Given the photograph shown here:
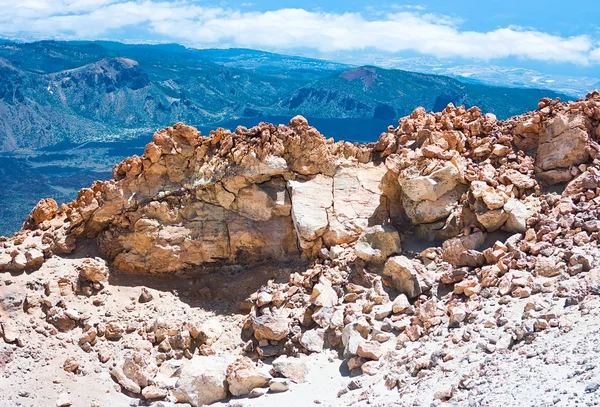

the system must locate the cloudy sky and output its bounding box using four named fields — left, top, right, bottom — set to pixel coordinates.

left=1, top=0, right=599, bottom=75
